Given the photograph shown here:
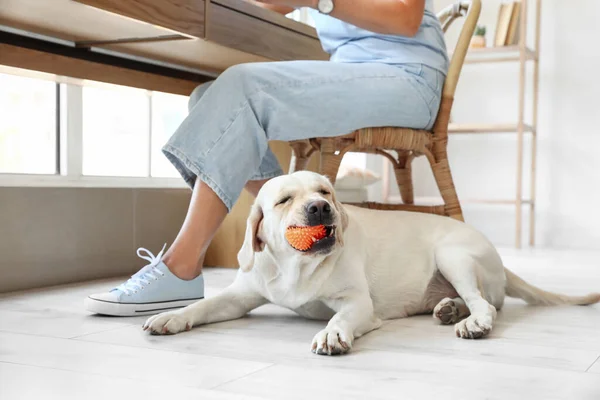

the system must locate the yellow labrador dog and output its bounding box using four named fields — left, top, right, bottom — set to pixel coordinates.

left=143, top=171, right=599, bottom=355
